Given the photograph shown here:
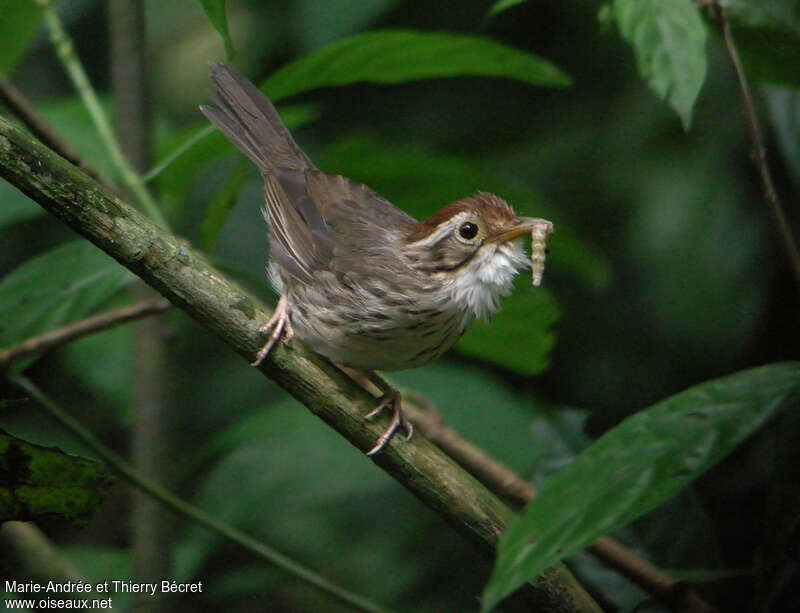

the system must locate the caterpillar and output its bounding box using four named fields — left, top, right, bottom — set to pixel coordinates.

left=530, top=220, right=553, bottom=287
